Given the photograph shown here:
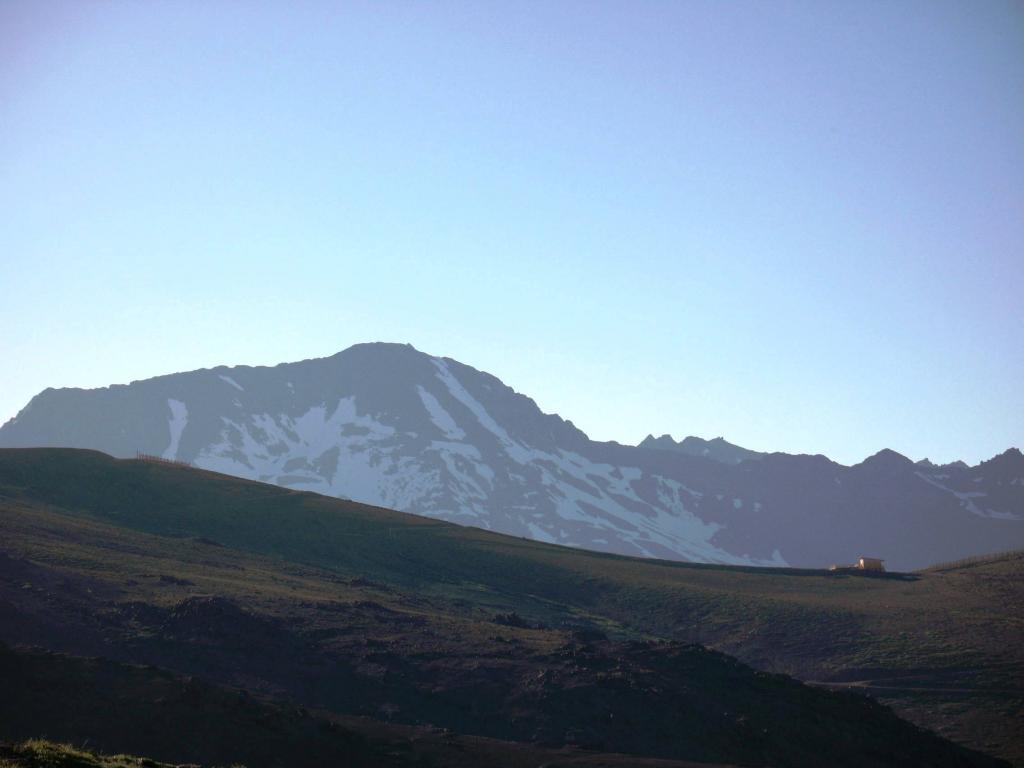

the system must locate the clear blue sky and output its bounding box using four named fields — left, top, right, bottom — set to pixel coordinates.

left=2, top=1, right=1021, bottom=465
